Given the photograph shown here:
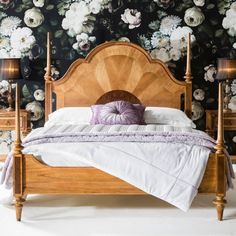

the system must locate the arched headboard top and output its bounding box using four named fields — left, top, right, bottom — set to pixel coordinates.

left=45, top=36, right=192, bottom=121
